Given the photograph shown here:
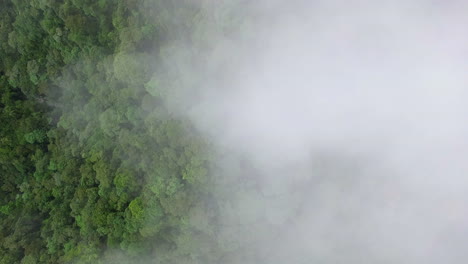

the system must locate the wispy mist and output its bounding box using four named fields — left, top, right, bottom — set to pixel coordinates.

left=176, top=0, right=468, bottom=263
